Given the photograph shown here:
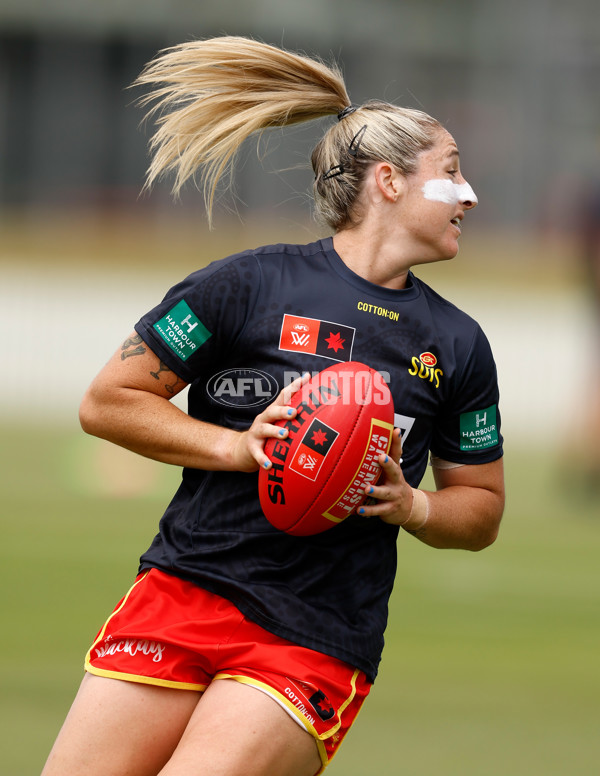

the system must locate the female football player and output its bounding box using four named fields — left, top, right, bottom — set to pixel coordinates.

left=42, top=36, right=504, bottom=776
